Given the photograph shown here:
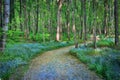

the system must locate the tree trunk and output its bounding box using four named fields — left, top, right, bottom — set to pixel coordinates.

left=71, top=0, right=78, bottom=48
left=0, top=0, right=3, bottom=51
left=9, top=0, right=14, bottom=30
left=114, top=0, right=119, bottom=46
left=56, top=0, right=62, bottom=41
left=19, top=0, right=22, bottom=31
left=80, top=0, right=83, bottom=39
left=0, top=0, right=2, bottom=28
left=35, top=0, right=39, bottom=35
left=83, top=0, right=87, bottom=45
left=93, top=0, right=97, bottom=49
left=72, top=11, right=78, bottom=48
left=24, top=0, right=28, bottom=39
left=28, top=1, right=31, bottom=35
left=103, top=0, right=108, bottom=36
left=0, top=0, right=10, bottom=51
left=66, top=1, right=70, bottom=41
left=47, top=2, right=52, bottom=41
